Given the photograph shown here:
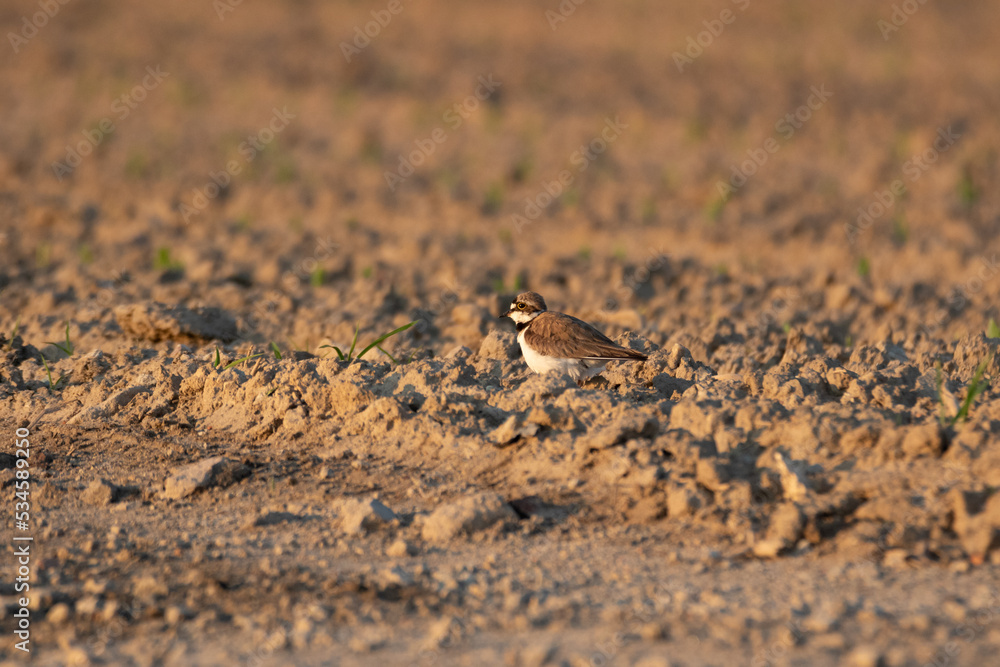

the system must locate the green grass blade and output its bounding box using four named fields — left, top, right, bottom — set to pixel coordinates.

left=953, top=354, right=992, bottom=425
left=319, top=344, right=346, bottom=360
left=270, top=341, right=282, bottom=360
left=374, top=344, right=398, bottom=364
left=347, top=323, right=360, bottom=360
left=45, top=324, right=73, bottom=356
left=41, top=355, right=60, bottom=392
left=357, top=321, right=416, bottom=360
left=214, top=346, right=221, bottom=367
left=223, top=352, right=265, bottom=370
left=45, top=343, right=71, bottom=356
